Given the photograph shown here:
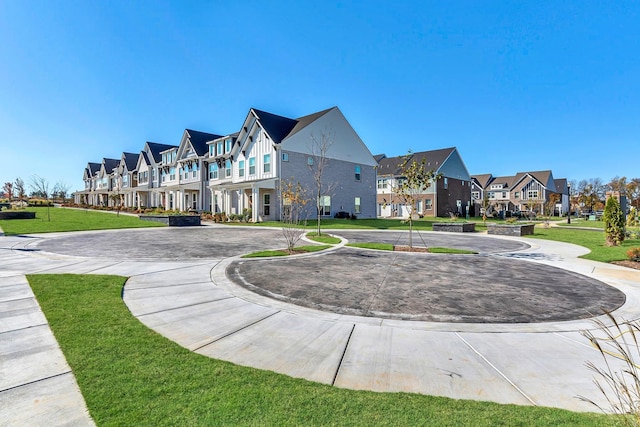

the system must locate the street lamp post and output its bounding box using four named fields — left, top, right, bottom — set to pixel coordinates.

left=567, top=183, right=571, bottom=224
